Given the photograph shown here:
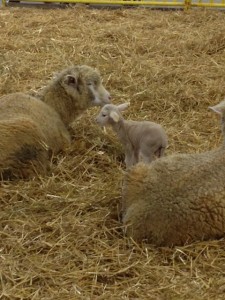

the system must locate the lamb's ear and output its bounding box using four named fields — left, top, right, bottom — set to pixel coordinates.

left=117, top=102, right=130, bottom=112
left=109, top=111, right=120, bottom=122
